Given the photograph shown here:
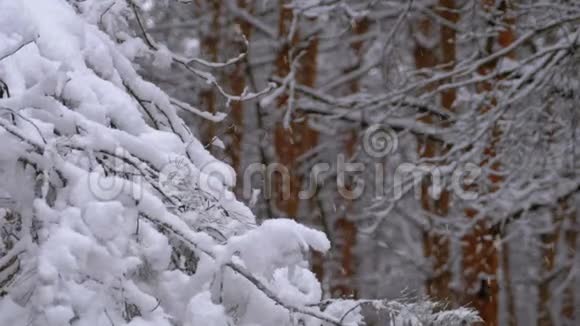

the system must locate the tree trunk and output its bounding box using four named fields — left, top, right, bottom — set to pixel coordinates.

left=272, top=1, right=319, bottom=230
left=561, top=202, right=577, bottom=322
left=227, top=0, right=253, bottom=194
left=415, top=0, right=458, bottom=304
left=199, top=0, right=222, bottom=145
left=539, top=198, right=578, bottom=325
left=327, top=16, right=370, bottom=300
left=272, top=4, right=324, bottom=292
left=461, top=2, right=515, bottom=325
